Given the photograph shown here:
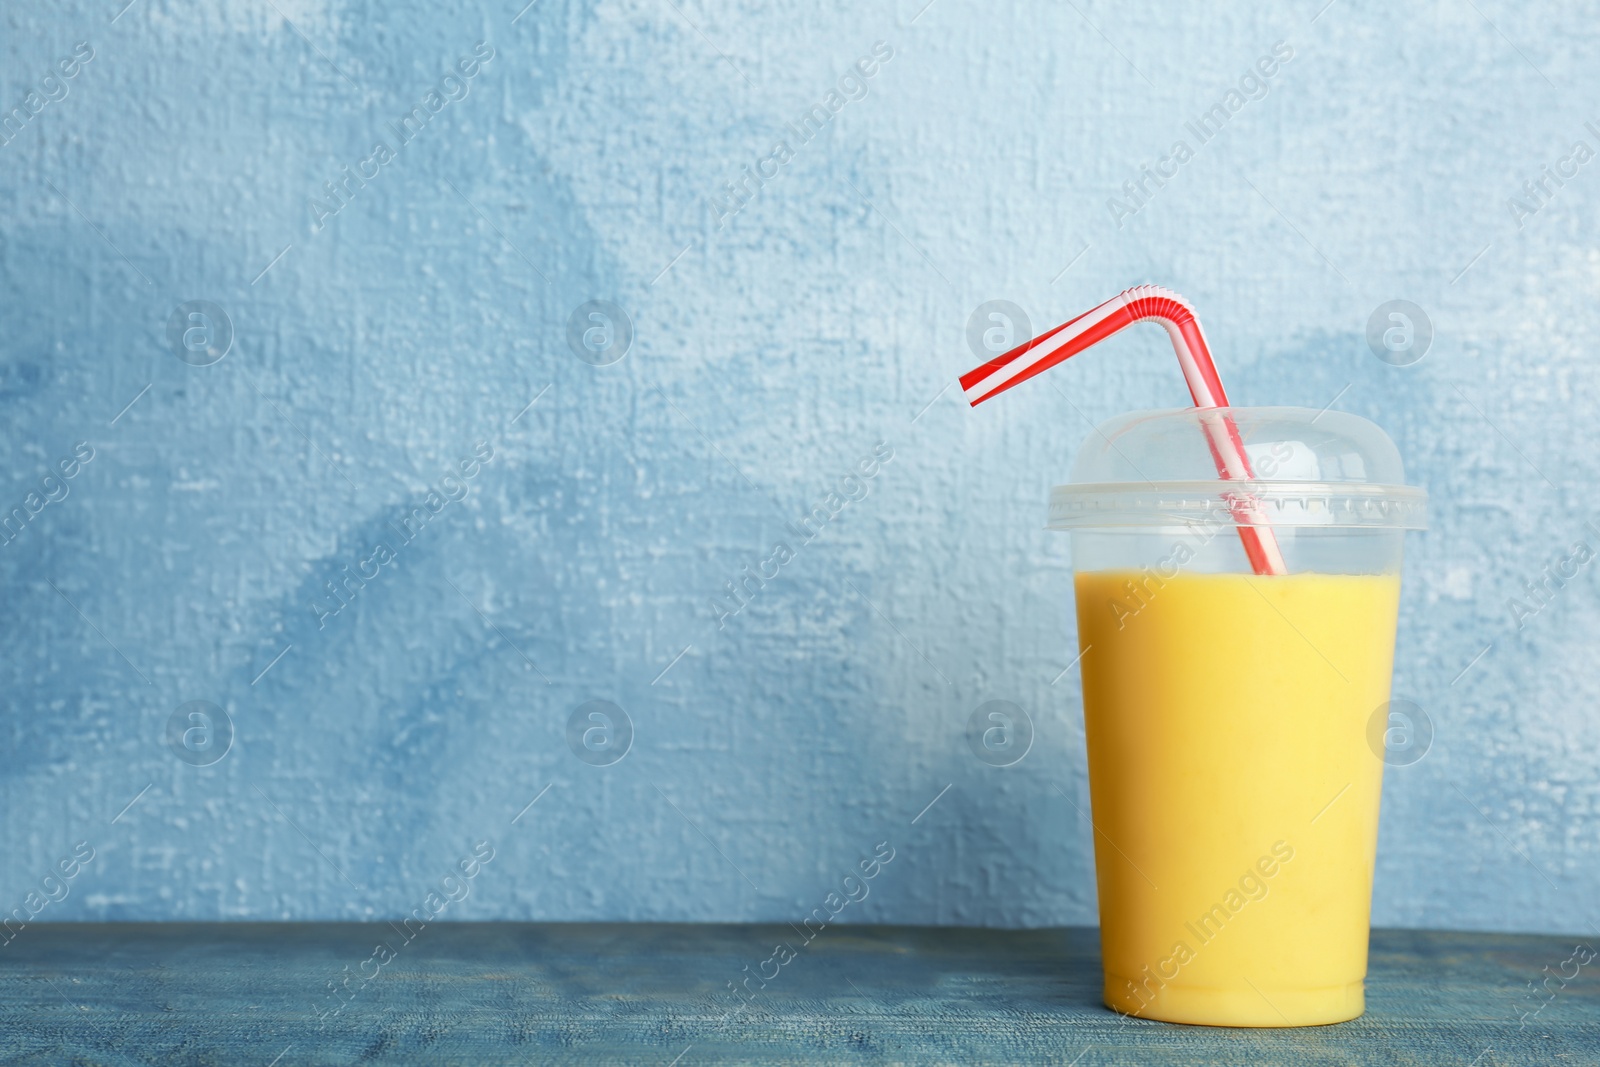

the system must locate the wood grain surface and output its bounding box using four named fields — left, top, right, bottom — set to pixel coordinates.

left=2, top=924, right=1594, bottom=1064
